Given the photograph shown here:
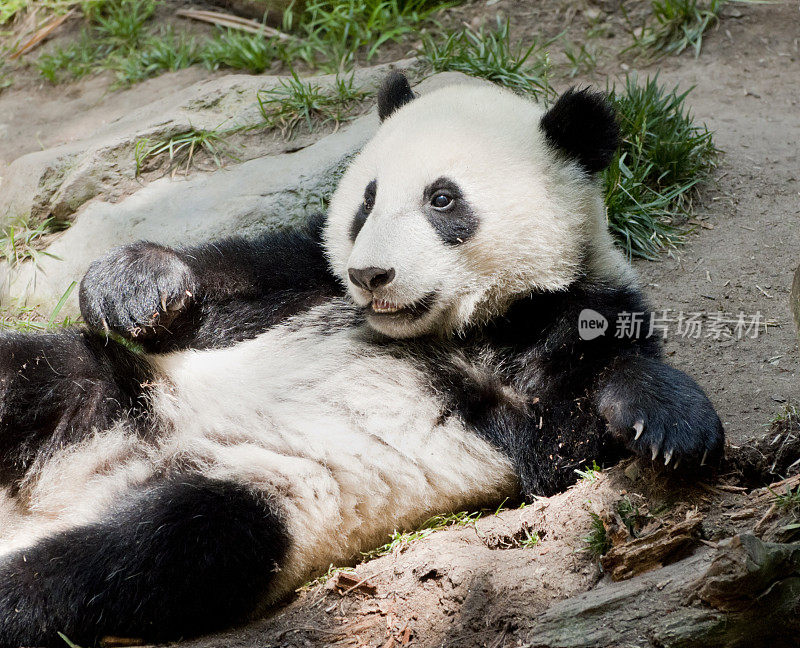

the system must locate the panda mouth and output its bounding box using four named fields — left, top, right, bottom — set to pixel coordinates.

left=369, top=292, right=436, bottom=318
